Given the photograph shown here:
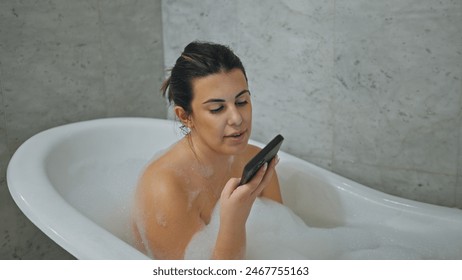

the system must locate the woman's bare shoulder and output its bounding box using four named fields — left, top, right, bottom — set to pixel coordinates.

left=133, top=145, right=204, bottom=259
left=136, top=147, right=191, bottom=205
